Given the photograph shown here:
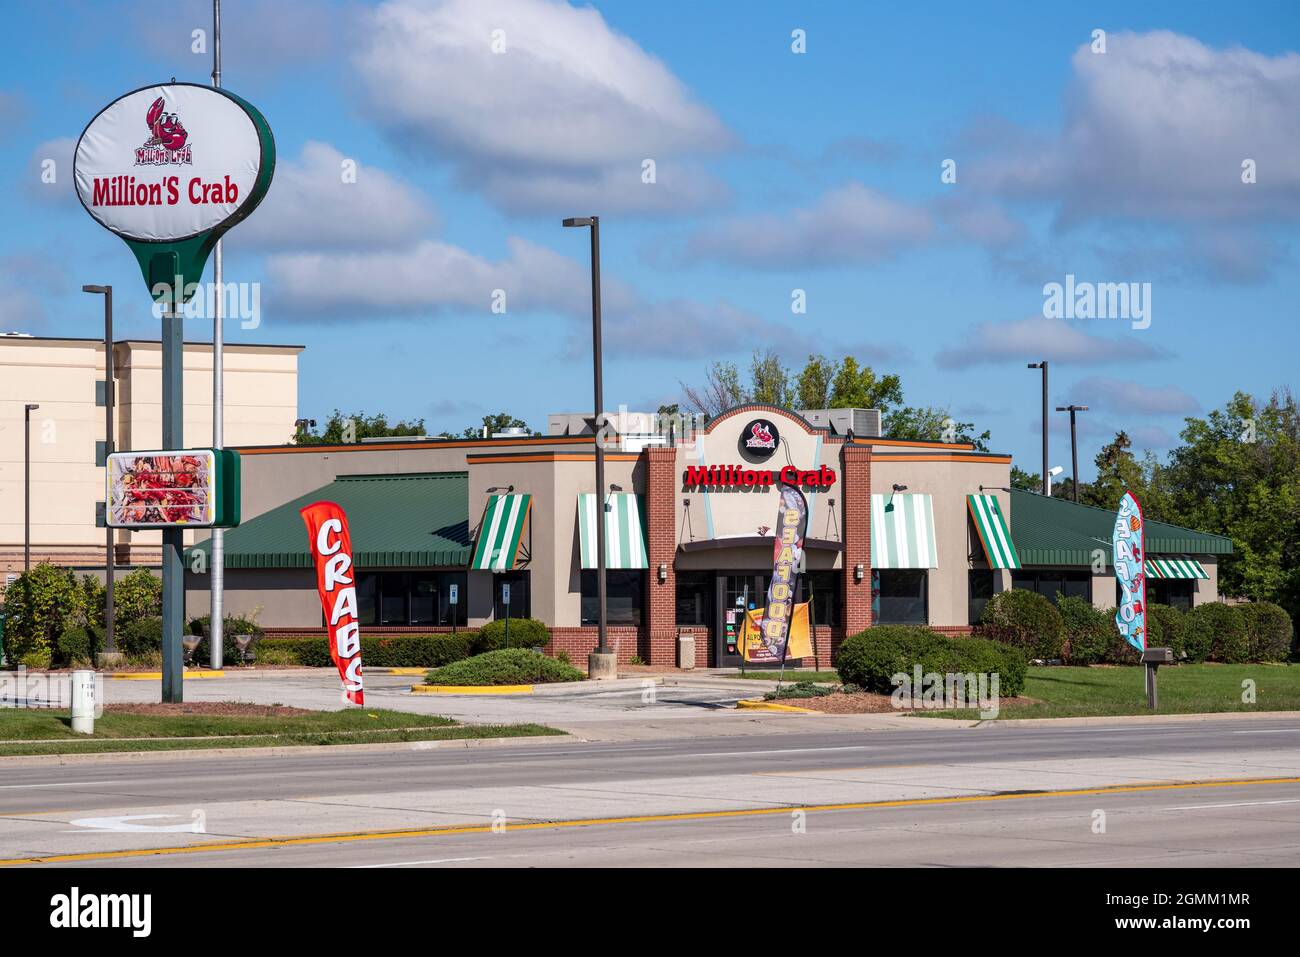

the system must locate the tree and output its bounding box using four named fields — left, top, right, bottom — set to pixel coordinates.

left=886, top=405, right=991, bottom=451
left=294, top=410, right=426, bottom=445
left=446, top=413, right=537, bottom=439
left=749, top=349, right=790, bottom=407
left=828, top=357, right=903, bottom=412
left=1011, top=465, right=1040, bottom=492
left=793, top=354, right=836, bottom=409
left=681, top=360, right=747, bottom=417
left=2, top=563, right=86, bottom=664
left=1158, top=389, right=1300, bottom=621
